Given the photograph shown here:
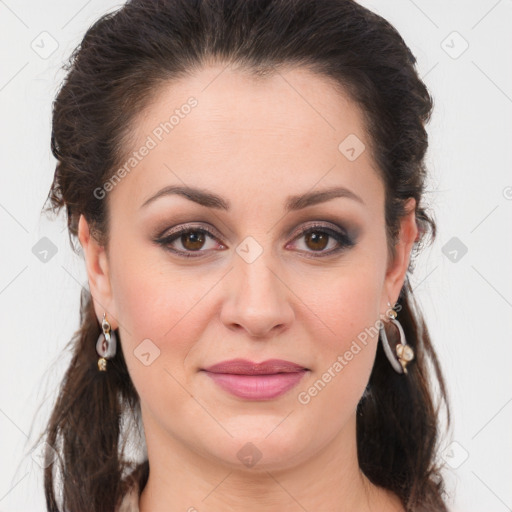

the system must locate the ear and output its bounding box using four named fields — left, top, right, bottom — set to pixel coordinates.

left=78, top=214, right=118, bottom=329
left=380, top=198, right=418, bottom=312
